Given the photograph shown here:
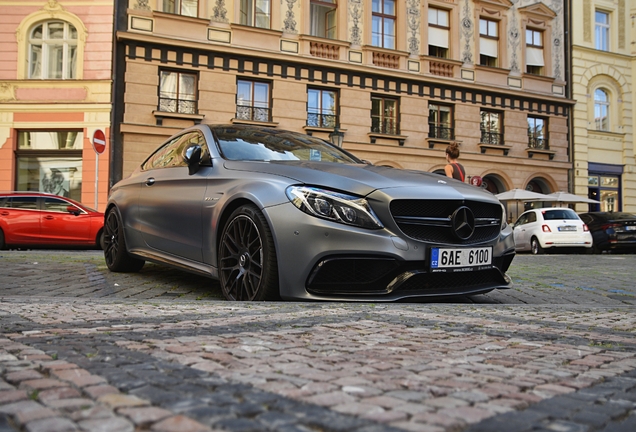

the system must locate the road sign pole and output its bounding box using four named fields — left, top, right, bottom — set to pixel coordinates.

left=92, top=129, right=106, bottom=211
left=95, top=155, right=99, bottom=210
